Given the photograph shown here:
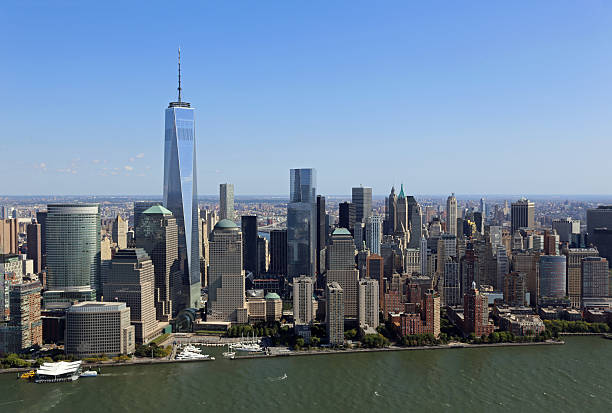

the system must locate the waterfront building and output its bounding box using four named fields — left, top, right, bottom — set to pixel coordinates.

left=26, top=222, right=42, bottom=274
left=287, top=168, right=316, bottom=279
left=0, top=281, right=42, bottom=353
left=135, top=205, right=179, bottom=320
left=511, top=198, right=535, bottom=233
left=326, top=228, right=358, bottom=319
left=352, top=186, right=372, bottom=224
left=103, top=249, right=158, bottom=344
left=241, top=216, right=258, bottom=275
left=219, top=183, right=235, bottom=221
left=498, top=314, right=545, bottom=336
left=43, top=204, right=100, bottom=308
left=503, top=272, right=527, bottom=306
left=163, top=55, right=201, bottom=310
left=365, top=215, right=382, bottom=255
left=464, top=284, right=494, bottom=337
left=565, top=248, right=599, bottom=308
left=539, top=255, right=567, bottom=299
left=326, top=282, right=344, bottom=346
left=581, top=256, right=609, bottom=301
left=269, top=229, right=287, bottom=275
left=207, top=220, right=247, bottom=323
left=358, top=278, right=379, bottom=330
left=293, top=276, right=314, bottom=324
left=112, top=215, right=128, bottom=250
left=65, top=302, right=135, bottom=358
left=446, top=194, right=457, bottom=237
